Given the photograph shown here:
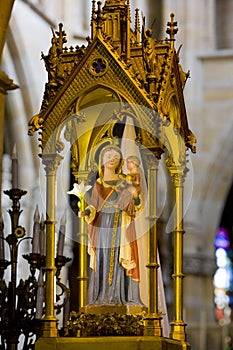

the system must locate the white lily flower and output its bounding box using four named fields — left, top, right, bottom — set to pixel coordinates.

left=67, top=182, right=92, bottom=199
